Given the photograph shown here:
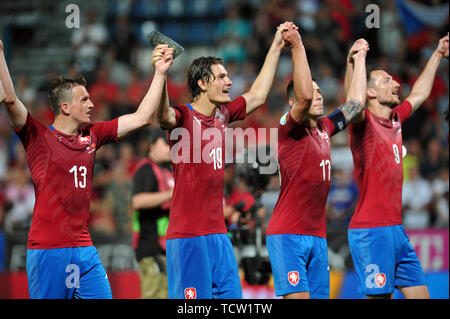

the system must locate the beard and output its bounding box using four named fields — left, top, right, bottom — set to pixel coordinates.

left=380, top=95, right=401, bottom=108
